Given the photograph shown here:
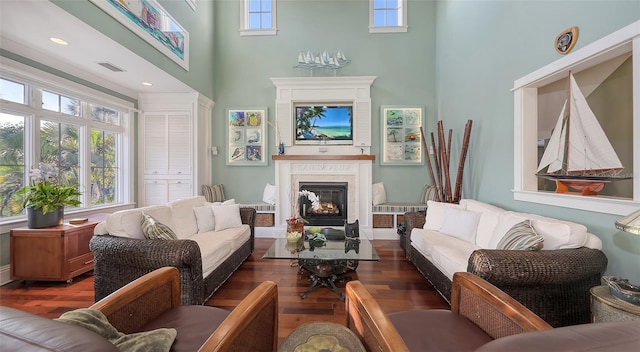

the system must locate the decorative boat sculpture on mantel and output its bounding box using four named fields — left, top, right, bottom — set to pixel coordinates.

left=536, top=72, right=632, bottom=195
